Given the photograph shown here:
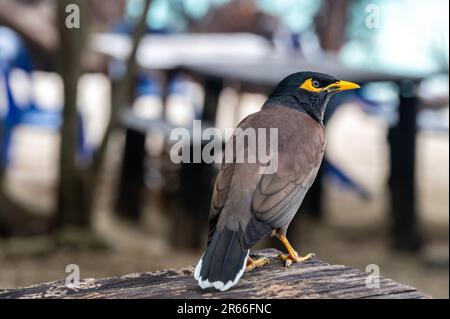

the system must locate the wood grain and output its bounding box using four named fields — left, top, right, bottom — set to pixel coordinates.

left=0, top=249, right=430, bottom=299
